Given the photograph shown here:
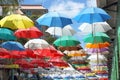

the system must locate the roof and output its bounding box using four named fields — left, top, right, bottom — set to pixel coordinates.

left=20, top=5, right=47, bottom=10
